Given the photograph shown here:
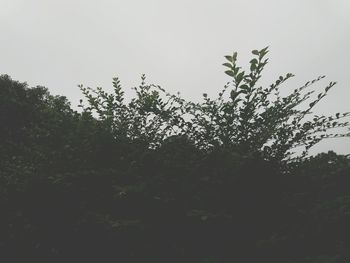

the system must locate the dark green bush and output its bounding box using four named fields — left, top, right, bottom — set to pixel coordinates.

left=1, top=48, right=350, bottom=262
